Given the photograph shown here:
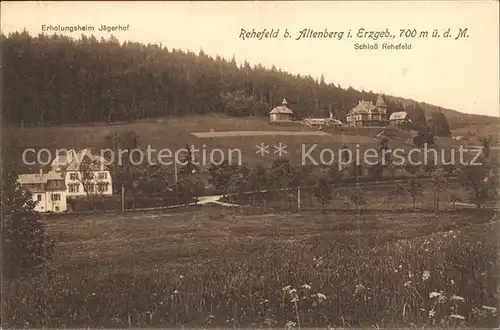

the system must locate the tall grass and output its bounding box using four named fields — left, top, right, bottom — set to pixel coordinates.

left=2, top=218, right=498, bottom=328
